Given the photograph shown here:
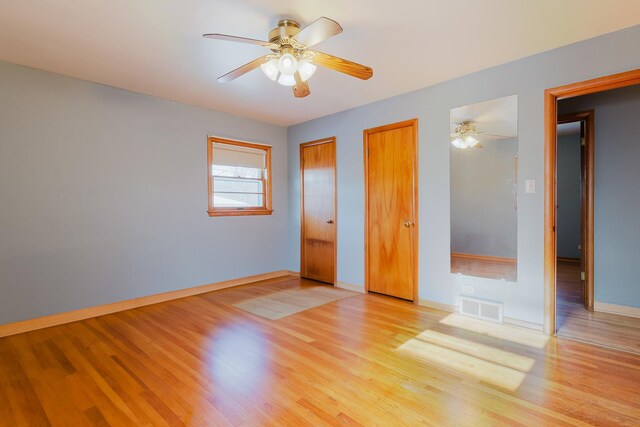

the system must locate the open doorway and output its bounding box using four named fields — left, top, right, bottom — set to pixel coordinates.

left=545, top=71, right=640, bottom=353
